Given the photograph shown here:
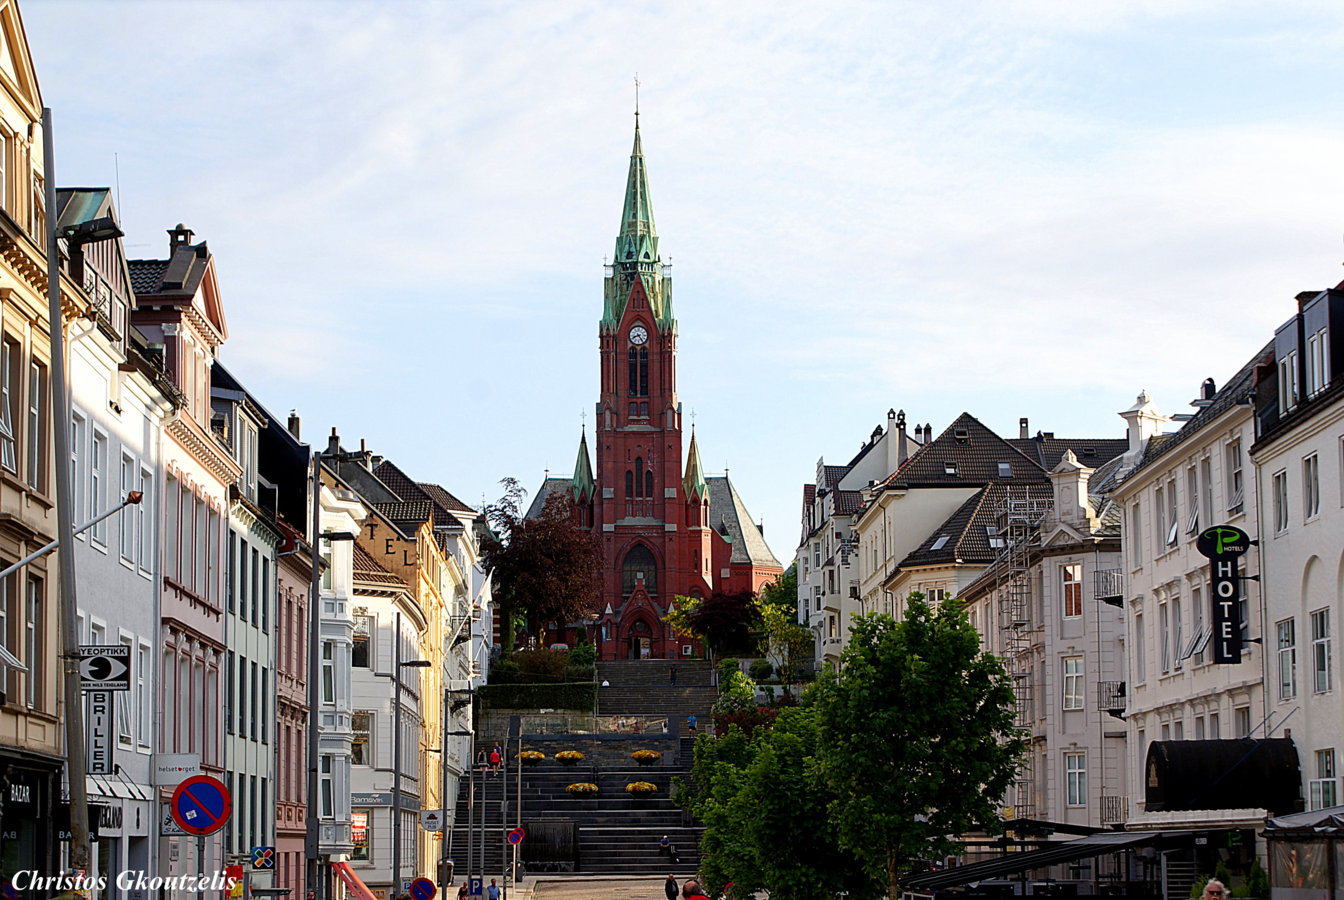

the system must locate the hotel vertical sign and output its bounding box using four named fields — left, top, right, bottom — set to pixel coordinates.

left=1197, top=525, right=1252, bottom=664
